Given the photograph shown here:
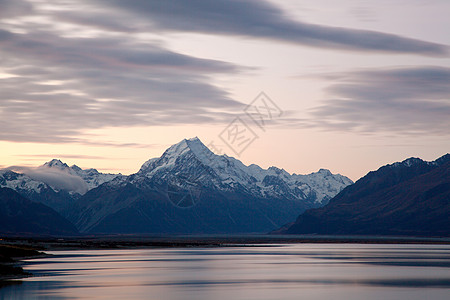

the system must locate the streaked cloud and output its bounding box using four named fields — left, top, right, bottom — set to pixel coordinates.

left=97, top=0, right=448, bottom=56
left=0, top=1, right=248, bottom=144
left=14, top=154, right=108, bottom=160
left=306, top=66, right=450, bottom=135
left=0, top=0, right=33, bottom=18
left=0, top=0, right=448, bottom=146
